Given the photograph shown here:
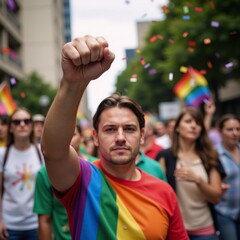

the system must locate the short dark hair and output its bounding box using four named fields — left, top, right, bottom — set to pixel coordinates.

left=92, top=93, right=145, bottom=131
left=218, top=114, right=239, bottom=130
